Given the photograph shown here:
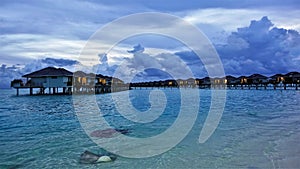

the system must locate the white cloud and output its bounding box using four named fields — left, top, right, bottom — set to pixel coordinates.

left=0, top=34, right=85, bottom=65
left=181, top=8, right=300, bottom=32
left=112, top=44, right=194, bottom=82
